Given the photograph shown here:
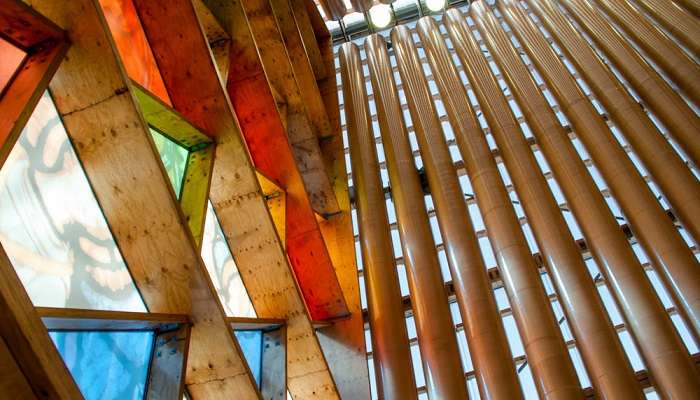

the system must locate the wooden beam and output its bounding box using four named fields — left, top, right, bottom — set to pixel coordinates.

left=228, top=317, right=286, bottom=331
left=0, top=336, right=35, bottom=399
left=148, top=323, right=191, bottom=400
left=125, top=1, right=342, bottom=398
left=309, top=4, right=372, bottom=397
left=202, top=0, right=348, bottom=322
left=37, top=307, right=190, bottom=331
left=0, top=244, right=83, bottom=399
left=25, top=1, right=261, bottom=398
left=270, top=0, right=334, bottom=140
left=38, top=307, right=192, bottom=400
left=0, top=0, right=68, bottom=168
left=290, top=0, right=328, bottom=80
left=239, top=0, right=341, bottom=216
left=133, top=84, right=215, bottom=248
